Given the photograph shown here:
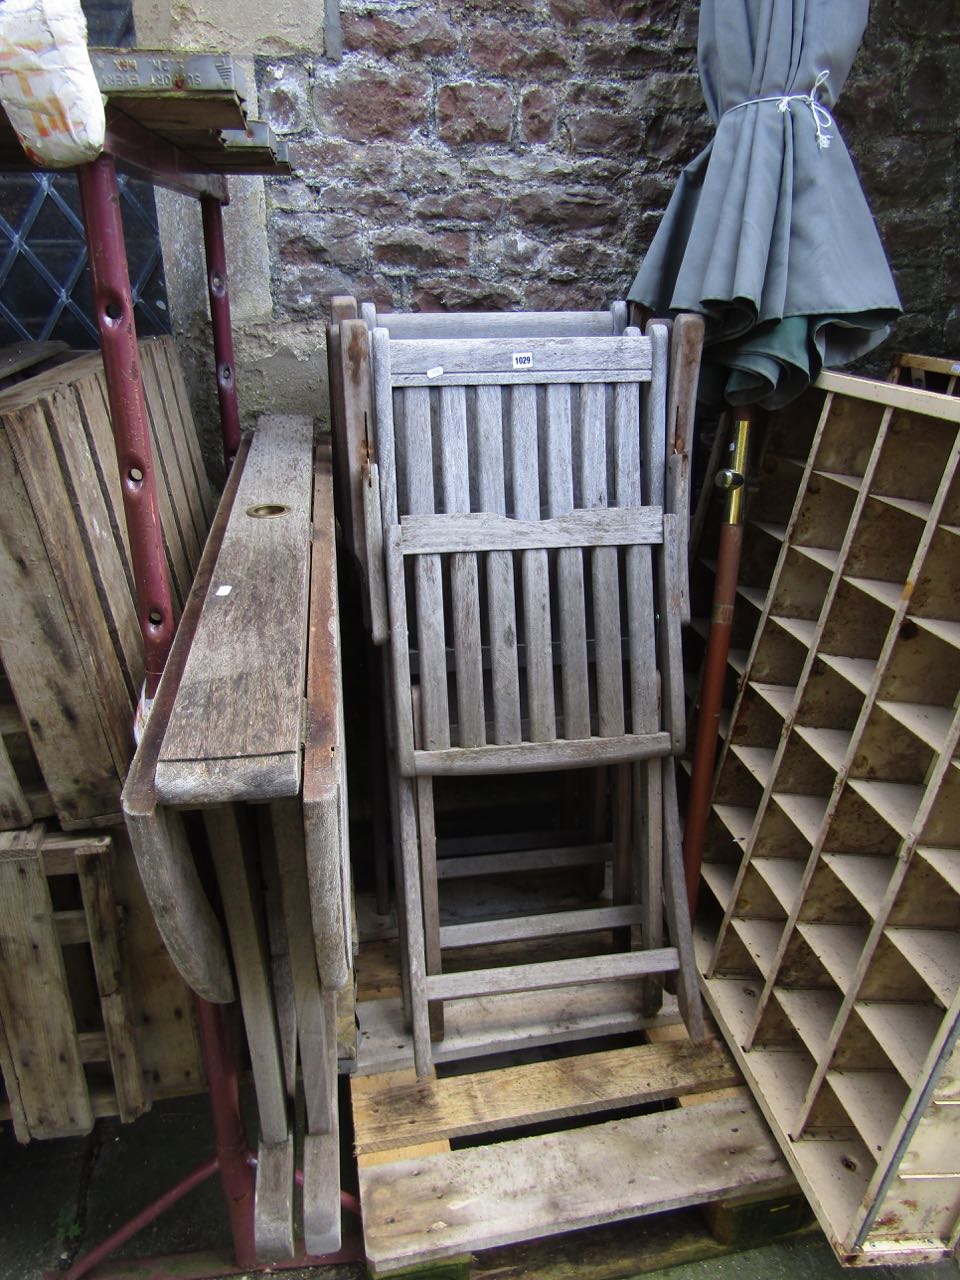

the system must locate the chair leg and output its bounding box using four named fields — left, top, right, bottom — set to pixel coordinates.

left=414, top=772, right=445, bottom=1040
left=397, top=773, right=434, bottom=1079
left=662, top=758, right=705, bottom=1042
left=611, top=763, right=633, bottom=952
left=638, top=758, right=665, bottom=1017
left=380, top=650, right=412, bottom=1027
left=368, top=651, right=391, bottom=917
